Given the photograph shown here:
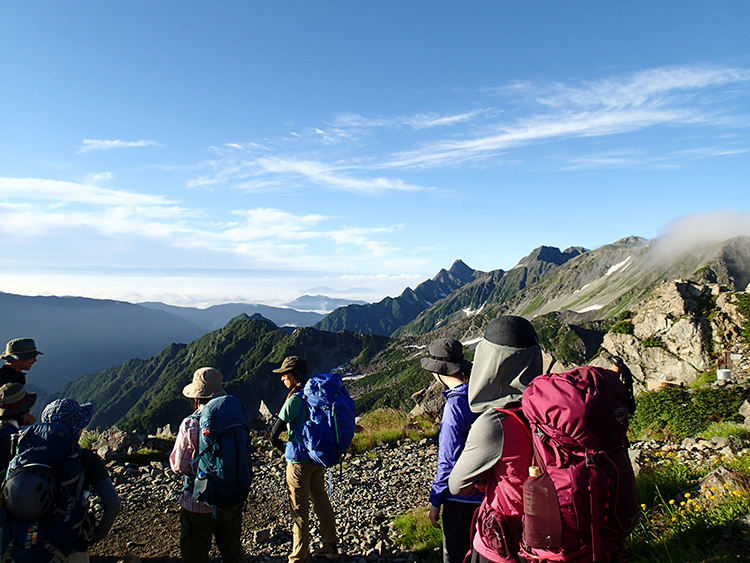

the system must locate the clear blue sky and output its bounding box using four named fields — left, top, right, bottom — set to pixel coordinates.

left=1, top=1, right=749, bottom=307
